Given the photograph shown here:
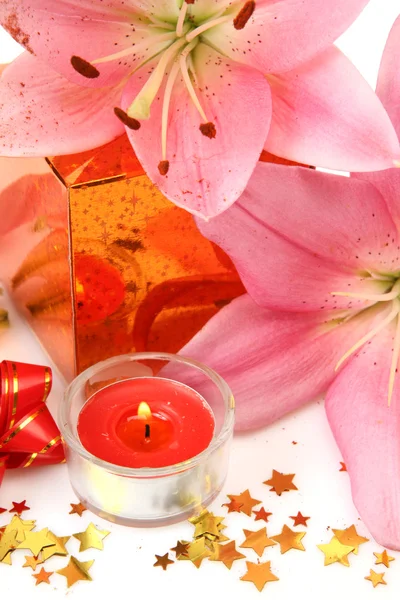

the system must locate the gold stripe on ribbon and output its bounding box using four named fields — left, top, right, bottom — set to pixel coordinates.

left=23, top=453, right=38, bottom=468
left=42, top=368, right=51, bottom=403
left=8, top=363, right=19, bottom=429
left=23, top=435, right=62, bottom=468
left=0, top=406, right=46, bottom=447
